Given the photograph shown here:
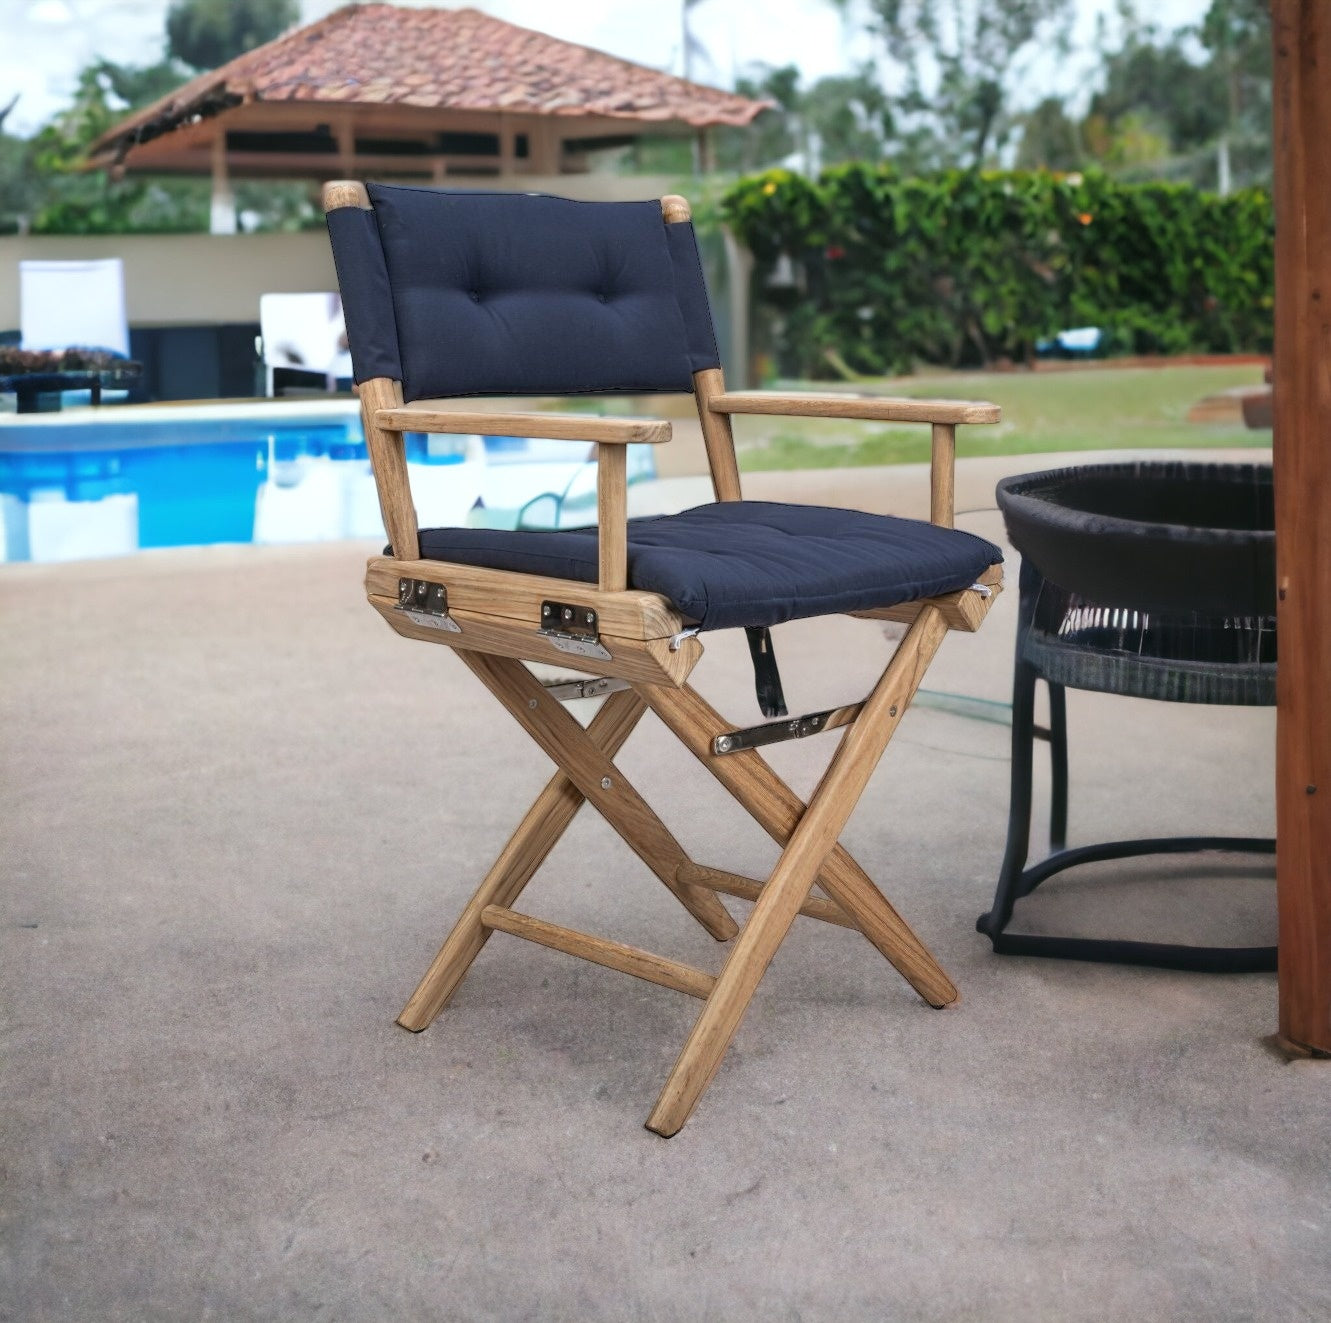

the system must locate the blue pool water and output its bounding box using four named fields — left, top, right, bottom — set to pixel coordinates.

left=0, top=401, right=656, bottom=564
